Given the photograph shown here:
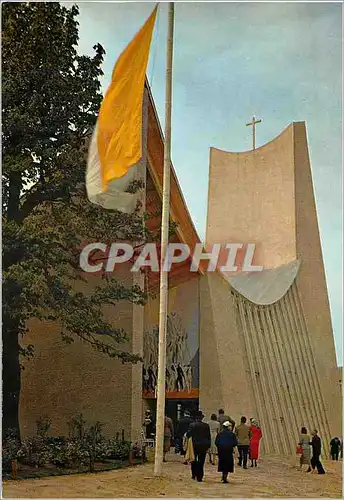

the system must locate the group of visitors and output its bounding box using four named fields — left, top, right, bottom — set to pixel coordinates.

left=143, top=408, right=342, bottom=484
left=298, top=427, right=325, bottom=474
left=165, top=408, right=262, bottom=483
left=298, top=428, right=343, bottom=474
